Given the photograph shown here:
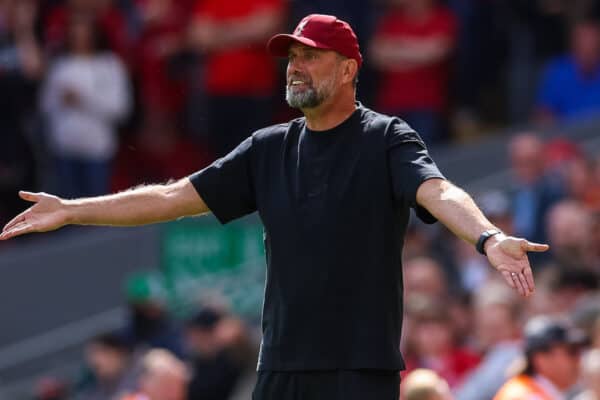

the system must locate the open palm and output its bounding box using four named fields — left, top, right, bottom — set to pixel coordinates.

left=486, top=235, right=549, bottom=297
left=0, top=191, right=68, bottom=240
